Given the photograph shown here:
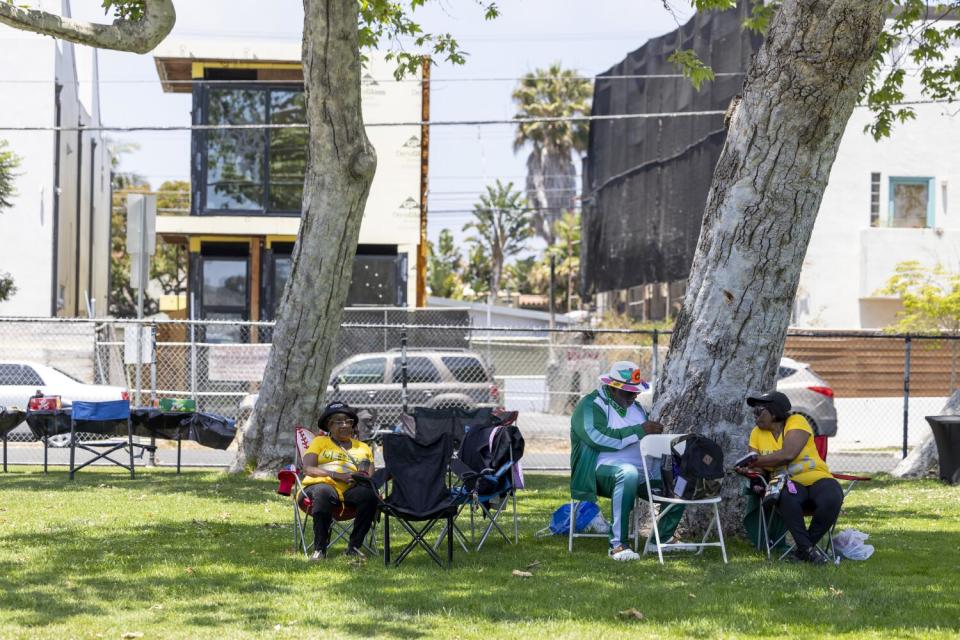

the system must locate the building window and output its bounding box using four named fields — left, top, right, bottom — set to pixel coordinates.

left=199, top=253, right=249, bottom=343
left=888, top=177, right=934, bottom=228
left=198, top=83, right=307, bottom=215
left=870, top=172, right=880, bottom=227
